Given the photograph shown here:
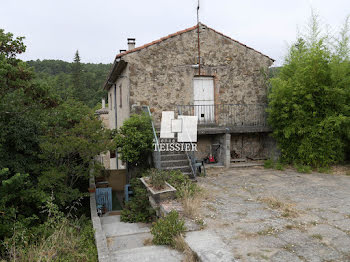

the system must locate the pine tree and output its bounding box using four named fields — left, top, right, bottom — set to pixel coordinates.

left=72, top=50, right=83, bottom=99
